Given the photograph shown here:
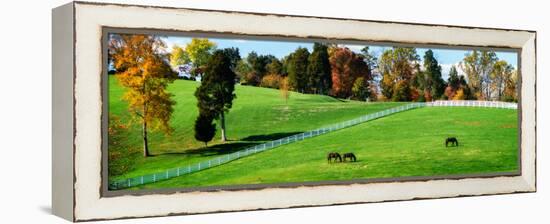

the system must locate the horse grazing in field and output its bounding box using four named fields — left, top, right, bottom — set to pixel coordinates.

left=327, top=152, right=342, bottom=163
left=445, top=137, right=459, bottom=147
left=343, top=153, right=357, bottom=162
